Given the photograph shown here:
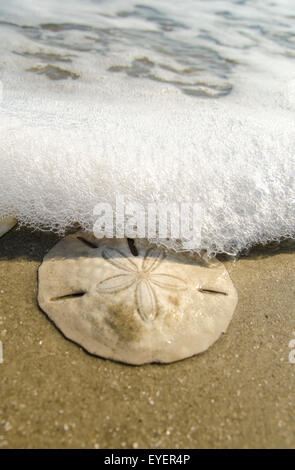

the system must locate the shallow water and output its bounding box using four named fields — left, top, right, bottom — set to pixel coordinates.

left=1, top=0, right=295, bottom=99
left=0, top=0, right=294, bottom=255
